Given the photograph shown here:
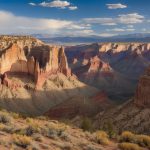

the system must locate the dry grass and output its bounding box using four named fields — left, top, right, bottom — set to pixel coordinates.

left=13, top=134, right=32, bottom=148
left=136, top=134, right=150, bottom=148
left=118, top=142, right=142, bottom=150
left=95, top=131, right=110, bottom=145
left=0, top=112, right=12, bottom=124
left=120, top=131, right=135, bottom=143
